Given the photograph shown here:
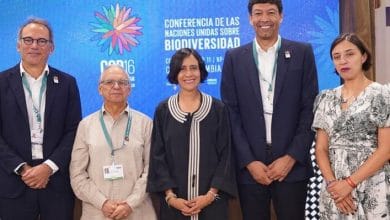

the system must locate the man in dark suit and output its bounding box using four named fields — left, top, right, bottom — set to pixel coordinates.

left=0, top=17, right=82, bottom=220
left=221, top=0, right=318, bottom=219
